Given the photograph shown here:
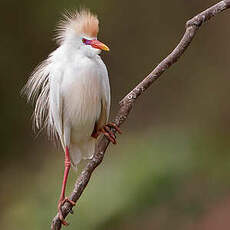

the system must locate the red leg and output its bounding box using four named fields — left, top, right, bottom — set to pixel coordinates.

left=58, top=146, right=75, bottom=226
